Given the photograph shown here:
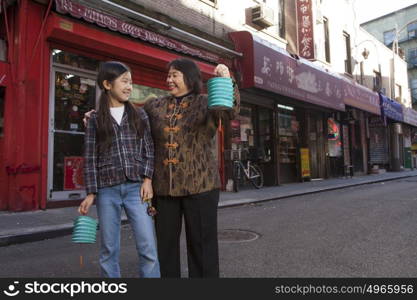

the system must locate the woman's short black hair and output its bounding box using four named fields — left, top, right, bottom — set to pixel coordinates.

left=168, top=58, right=202, bottom=94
